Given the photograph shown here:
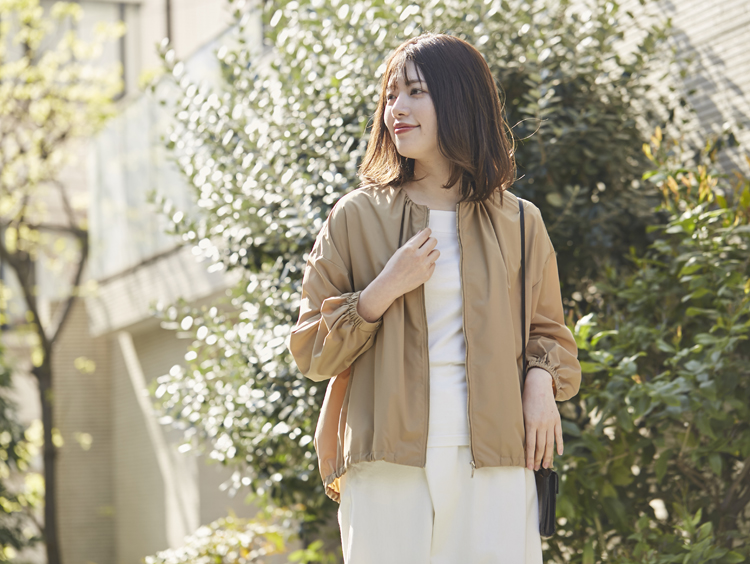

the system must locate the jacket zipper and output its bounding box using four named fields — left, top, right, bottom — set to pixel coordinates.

left=422, top=209, right=431, bottom=468
left=456, top=202, right=477, bottom=478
